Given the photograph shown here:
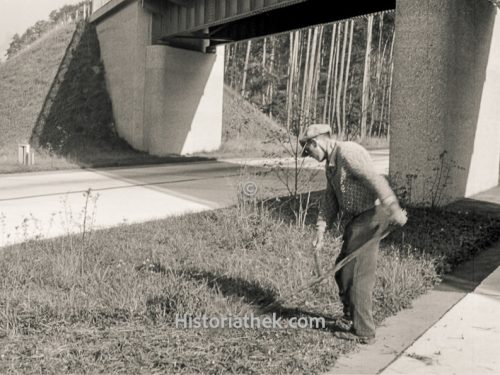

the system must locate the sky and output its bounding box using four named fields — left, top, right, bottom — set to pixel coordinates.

left=0, top=0, right=81, bottom=61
